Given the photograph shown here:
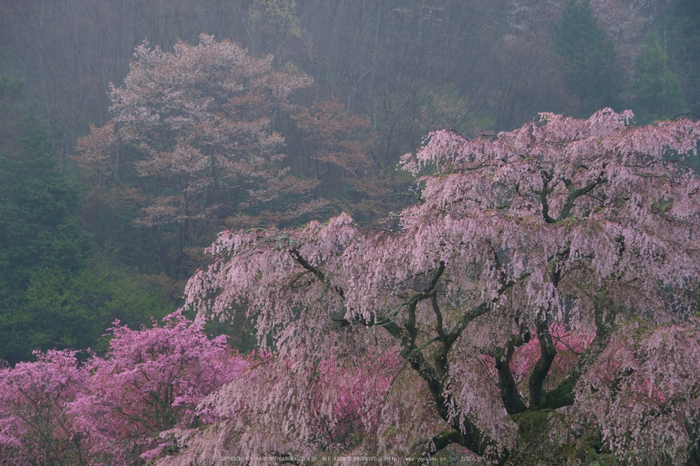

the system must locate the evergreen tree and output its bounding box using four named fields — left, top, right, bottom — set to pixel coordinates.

left=0, top=77, right=86, bottom=308
left=0, top=77, right=173, bottom=364
left=0, top=93, right=89, bottom=362
left=632, top=34, right=686, bottom=124
left=552, top=0, right=622, bottom=117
